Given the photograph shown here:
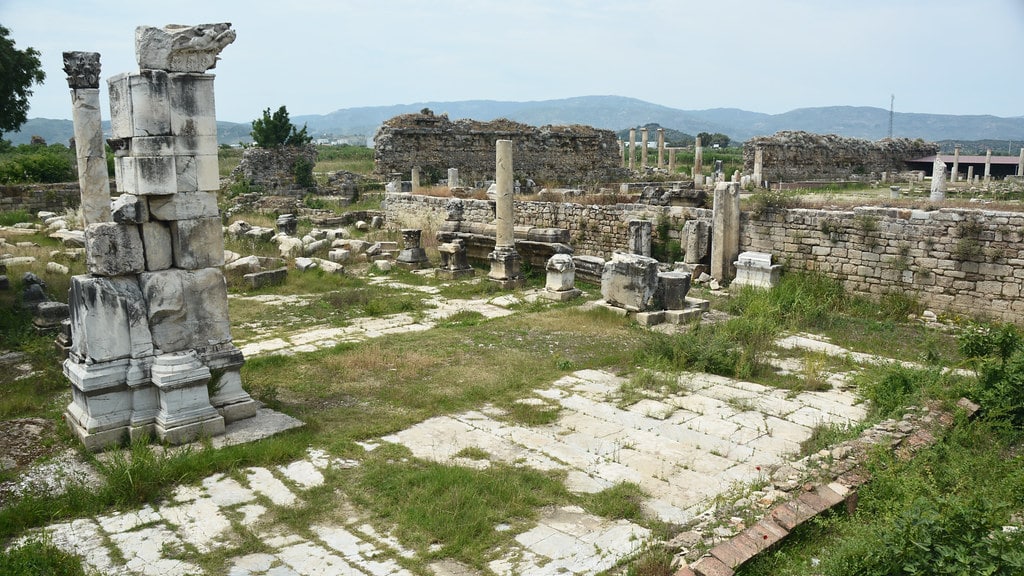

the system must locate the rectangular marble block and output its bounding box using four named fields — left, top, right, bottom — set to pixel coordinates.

left=170, top=217, right=224, bottom=269
left=169, top=73, right=217, bottom=137
left=196, top=154, right=220, bottom=191
left=148, top=191, right=218, bottom=221
left=68, top=275, right=154, bottom=363
left=108, top=71, right=172, bottom=138
left=130, top=135, right=175, bottom=157
left=139, top=267, right=232, bottom=353
left=141, top=221, right=173, bottom=271
left=85, top=222, right=146, bottom=277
